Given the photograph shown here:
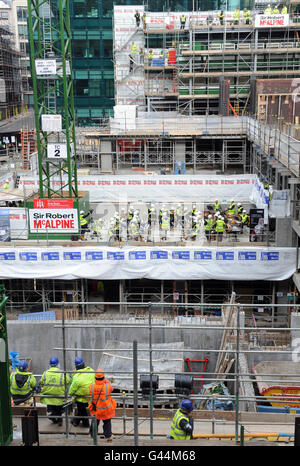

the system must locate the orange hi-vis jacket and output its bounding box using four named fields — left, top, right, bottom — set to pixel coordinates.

left=88, top=379, right=116, bottom=420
